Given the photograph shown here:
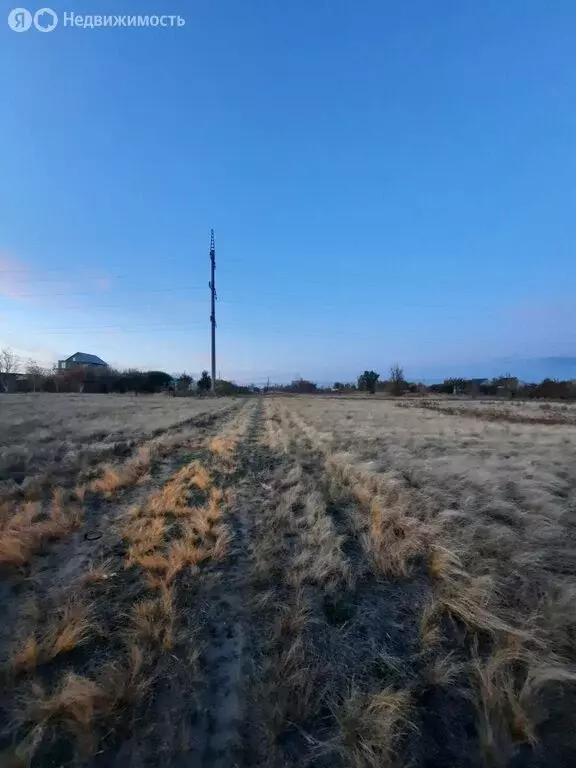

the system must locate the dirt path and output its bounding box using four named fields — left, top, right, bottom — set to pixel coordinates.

left=193, top=401, right=262, bottom=767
